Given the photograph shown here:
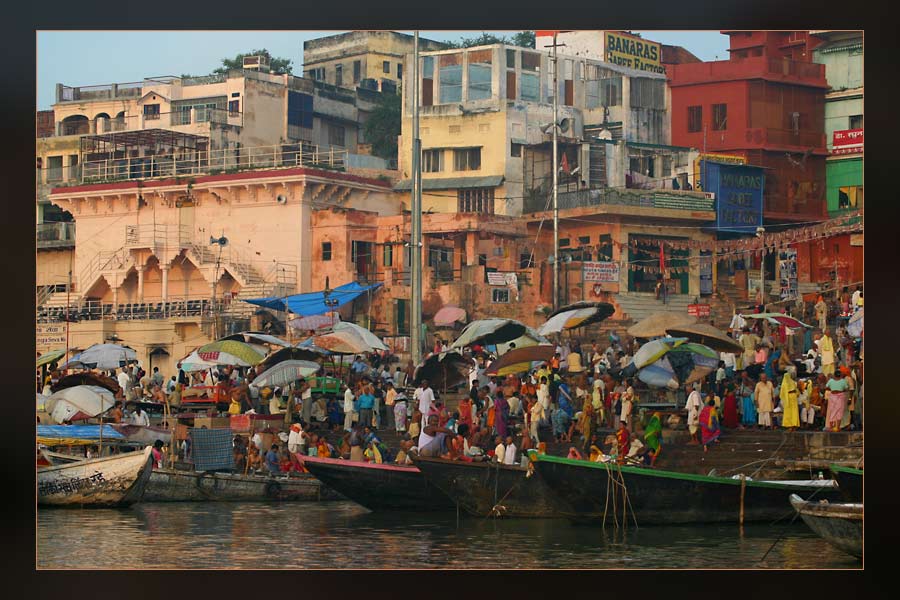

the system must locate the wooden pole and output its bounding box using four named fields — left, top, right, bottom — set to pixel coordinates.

left=739, top=474, right=746, bottom=531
